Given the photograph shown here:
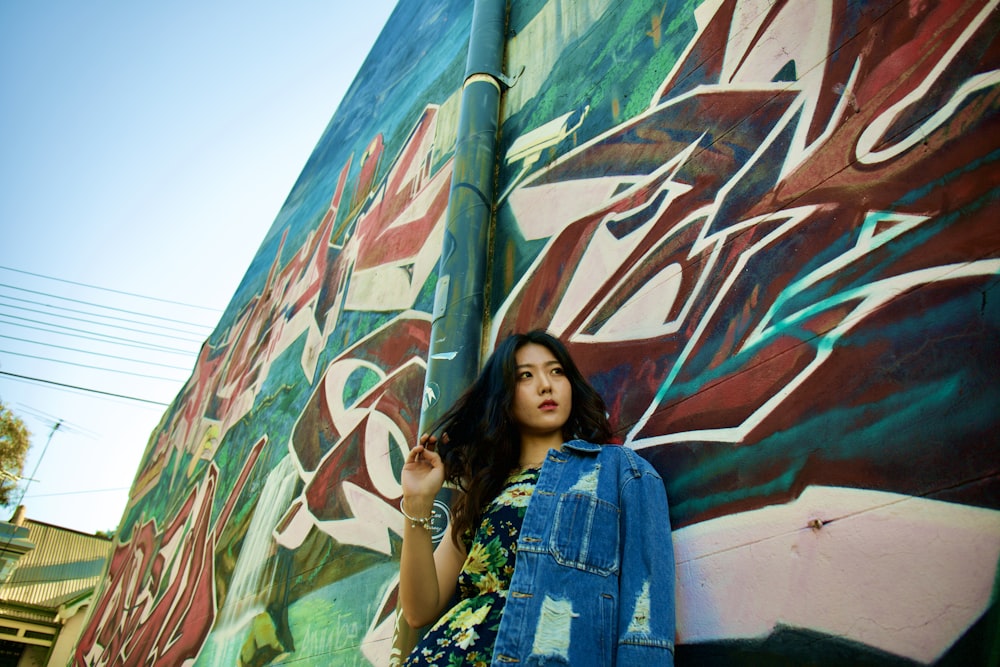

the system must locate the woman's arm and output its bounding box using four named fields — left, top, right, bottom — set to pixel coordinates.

left=398, top=436, right=466, bottom=628
left=400, top=518, right=466, bottom=627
